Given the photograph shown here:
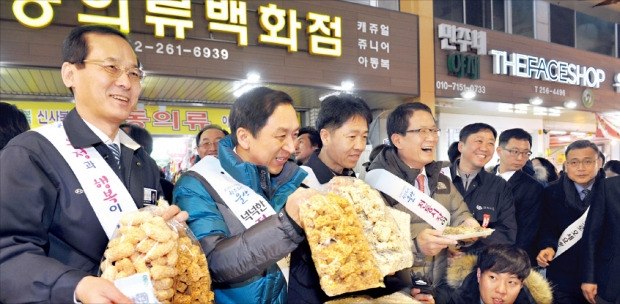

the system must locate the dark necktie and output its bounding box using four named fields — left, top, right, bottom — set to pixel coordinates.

left=581, top=188, right=590, bottom=200
left=108, top=143, right=121, bottom=170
